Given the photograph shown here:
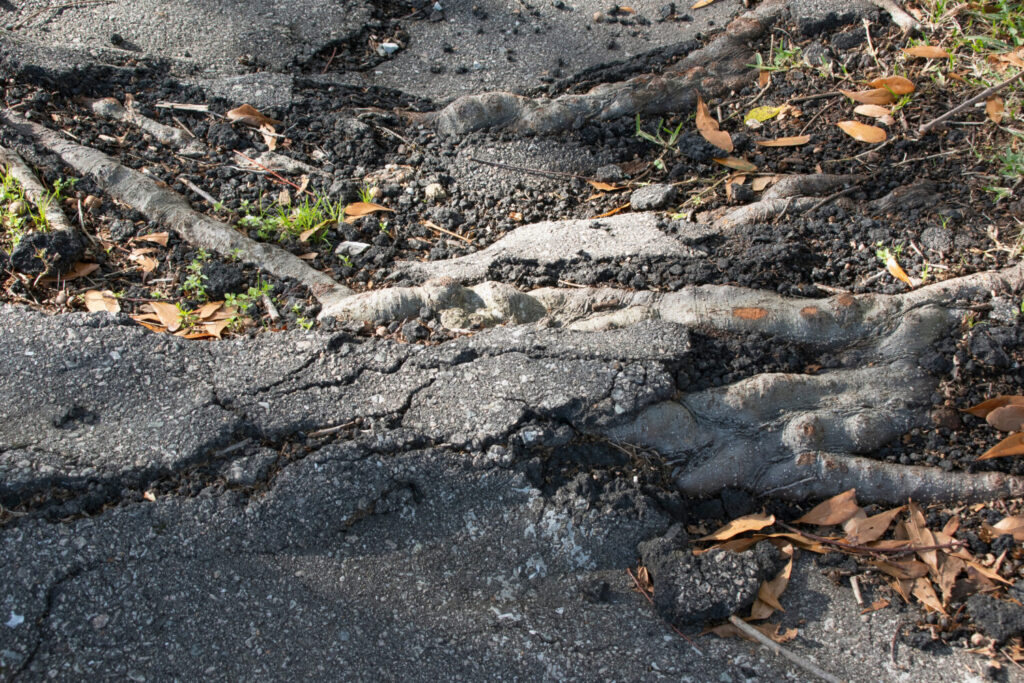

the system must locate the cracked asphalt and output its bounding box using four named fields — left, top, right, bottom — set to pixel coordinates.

left=1, top=0, right=1014, bottom=679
